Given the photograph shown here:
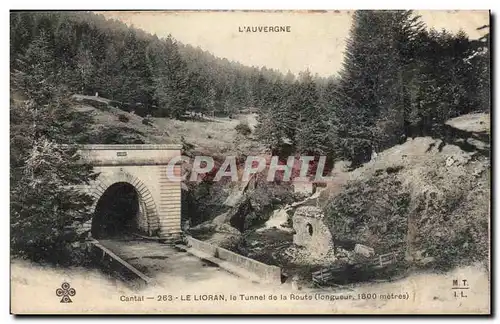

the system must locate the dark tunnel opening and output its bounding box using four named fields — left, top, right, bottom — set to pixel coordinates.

left=92, top=182, right=140, bottom=239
